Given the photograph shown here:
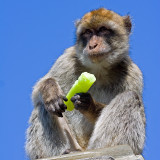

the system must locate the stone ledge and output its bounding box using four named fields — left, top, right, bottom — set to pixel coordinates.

left=38, top=145, right=144, bottom=160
